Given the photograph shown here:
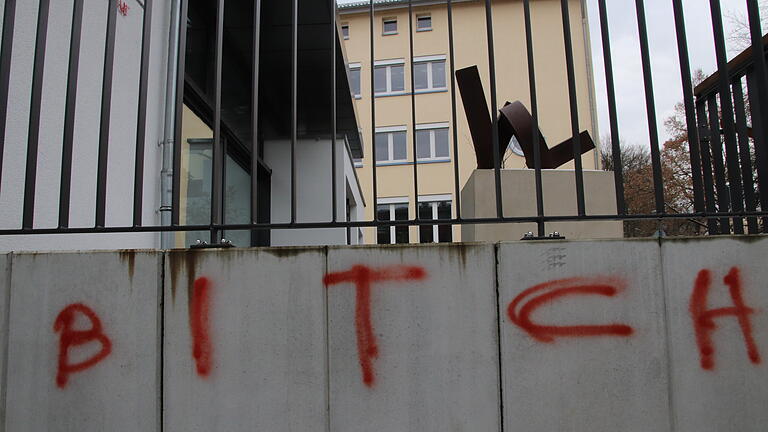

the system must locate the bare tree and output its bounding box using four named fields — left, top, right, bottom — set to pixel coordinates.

left=726, top=0, right=768, bottom=52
